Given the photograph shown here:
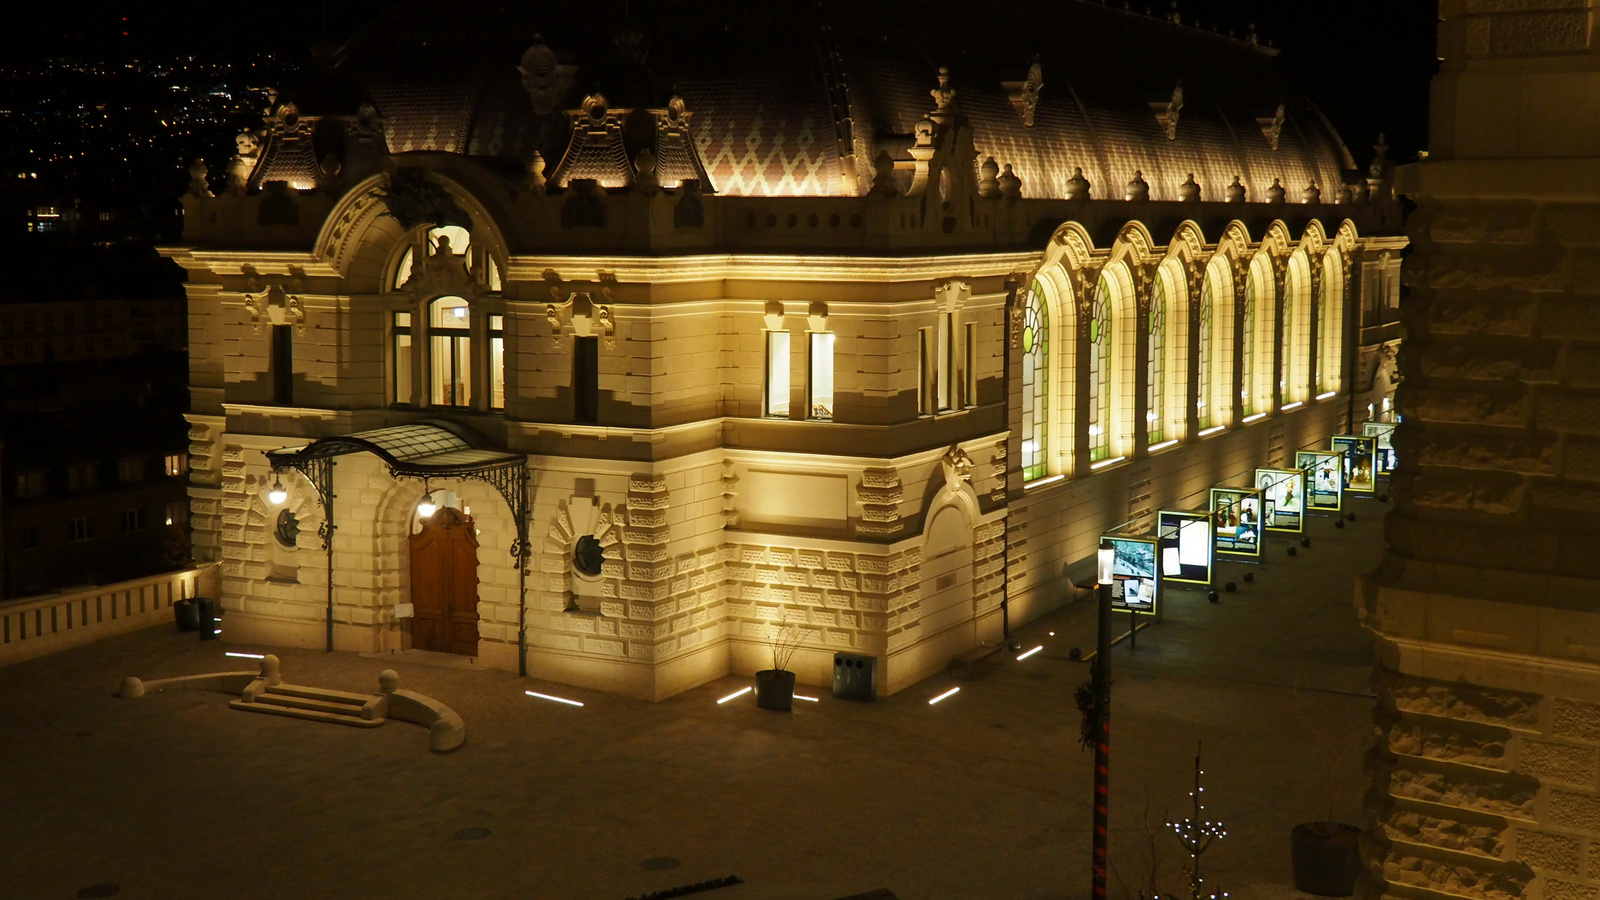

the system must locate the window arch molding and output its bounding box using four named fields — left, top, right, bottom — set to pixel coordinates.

left=1149, top=256, right=1190, bottom=444
left=1244, top=251, right=1278, bottom=416
left=1283, top=250, right=1315, bottom=404
left=1090, top=260, right=1138, bottom=461
left=1197, top=254, right=1236, bottom=429
left=1024, top=266, right=1078, bottom=480
left=317, top=170, right=512, bottom=290
left=1319, top=247, right=1346, bottom=395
